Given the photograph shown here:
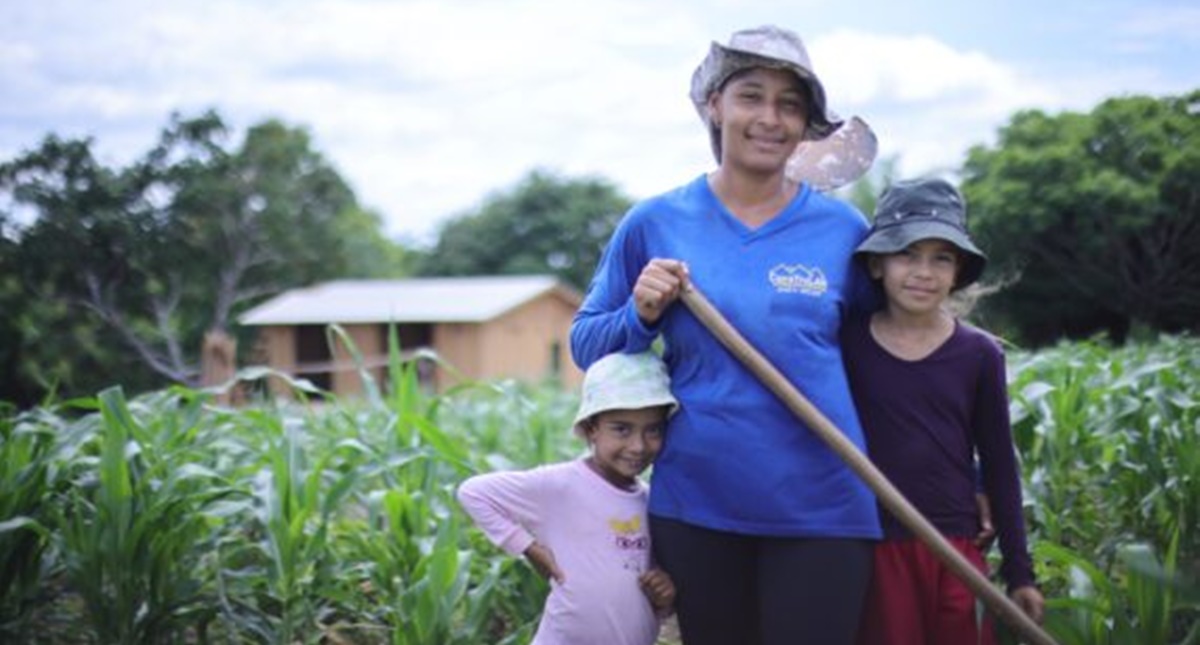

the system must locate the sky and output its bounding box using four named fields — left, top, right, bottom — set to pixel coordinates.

left=2, top=0, right=1197, bottom=245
